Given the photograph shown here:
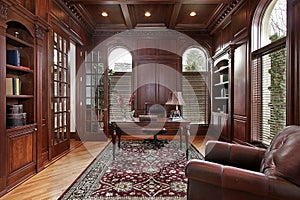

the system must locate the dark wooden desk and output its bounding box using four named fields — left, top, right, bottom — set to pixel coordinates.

left=111, top=118, right=191, bottom=159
